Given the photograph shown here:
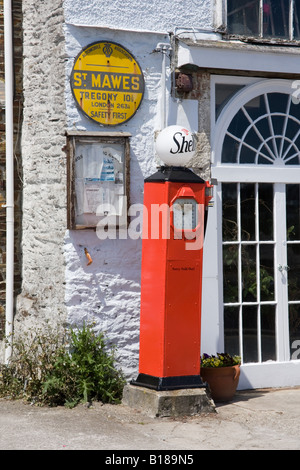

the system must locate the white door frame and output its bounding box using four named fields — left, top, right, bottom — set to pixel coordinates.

left=201, top=77, right=300, bottom=389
